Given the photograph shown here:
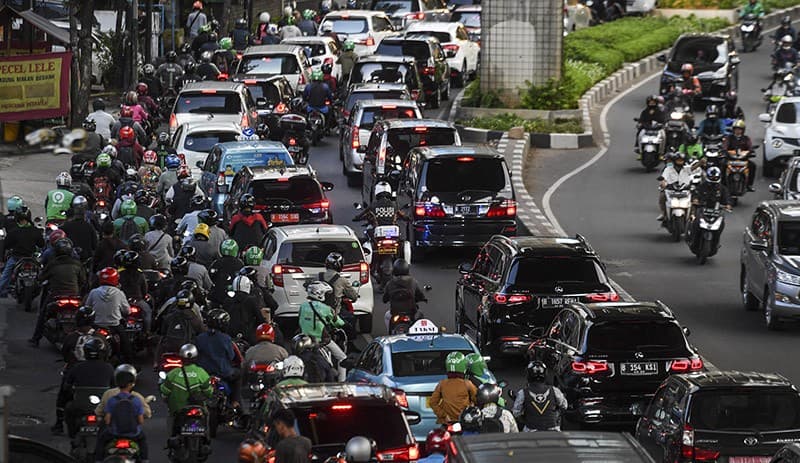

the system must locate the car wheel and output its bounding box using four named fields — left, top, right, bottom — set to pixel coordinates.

left=454, top=62, right=466, bottom=88
left=741, top=267, right=759, bottom=311
left=429, top=88, right=440, bottom=109
left=763, top=288, right=782, bottom=330
left=443, top=78, right=450, bottom=100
